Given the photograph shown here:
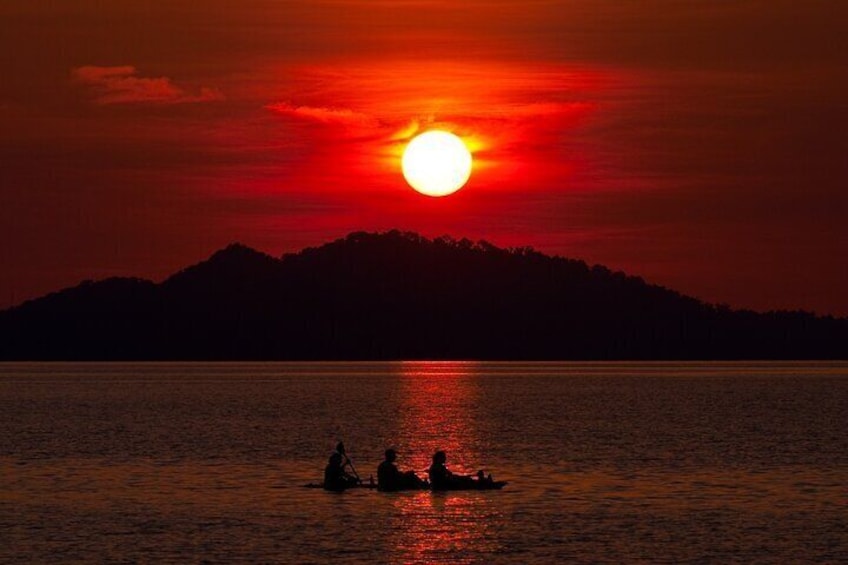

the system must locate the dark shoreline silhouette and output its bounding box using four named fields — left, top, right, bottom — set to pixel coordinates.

left=1, top=230, right=845, bottom=360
